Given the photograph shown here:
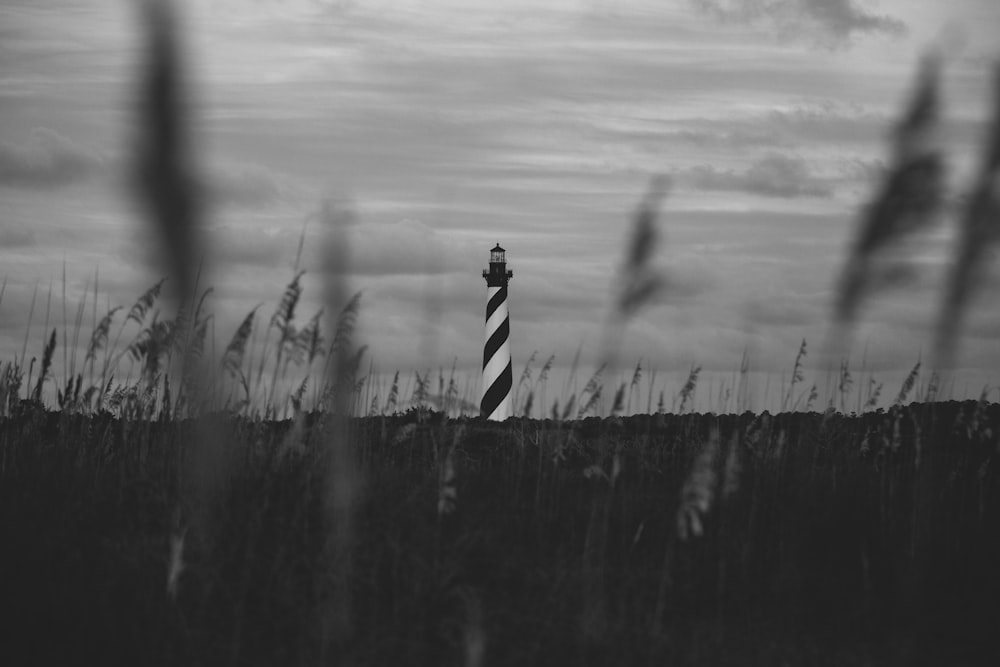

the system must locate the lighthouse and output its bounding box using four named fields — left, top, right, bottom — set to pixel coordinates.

left=481, top=243, right=514, bottom=420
